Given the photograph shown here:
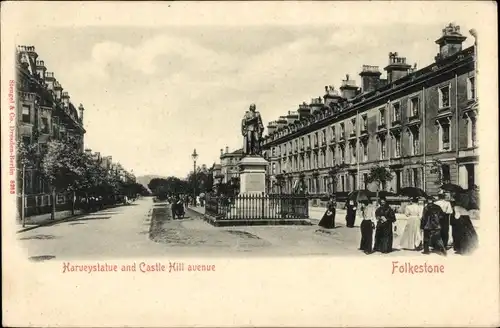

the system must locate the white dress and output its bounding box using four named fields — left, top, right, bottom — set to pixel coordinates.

left=399, top=204, right=423, bottom=250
